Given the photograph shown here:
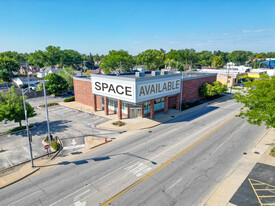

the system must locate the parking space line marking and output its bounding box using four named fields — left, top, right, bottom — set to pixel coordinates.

left=99, top=115, right=237, bottom=206
left=248, top=178, right=275, bottom=206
